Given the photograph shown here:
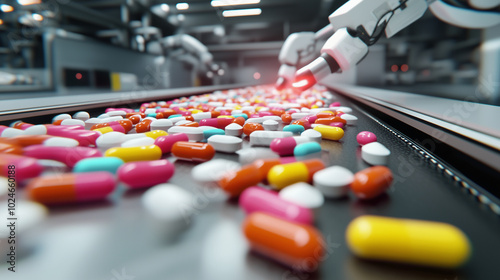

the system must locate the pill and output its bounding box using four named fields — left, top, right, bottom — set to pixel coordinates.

left=24, top=145, right=102, bottom=168
left=0, top=200, right=47, bottom=239
left=267, top=159, right=325, bottom=190
left=0, top=142, right=23, bottom=155
left=43, top=137, right=79, bottom=147
left=171, top=142, right=215, bottom=162
left=329, top=122, right=345, bottom=129
left=225, top=123, right=243, bottom=137
left=291, top=112, right=311, bottom=120
left=243, top=213, right=325, bottom=270
left=0, top=154, right=43, bottom=182
left=150, top=119, right=173, bottom=131
left=73, top=157, right=124, bottom=174
left=9, top=135, right=53, bottom=146
left=203, top=128, right=225, bottom=141
left=313, top=125, right=344, bottom=141
left=92, top=124, right=125, bottom=134
left=361, top=142, right=390, bottom=165
left=250, top=131, right=293, bottom=146
left=242, top=122, right=264, bottom=136
left=154, top=133, right=189, bottom=153
left=121, top=137, right=155, bottom=147
left=52, top=113, right=72, bottom=123
left=283, top=124, right=305, bottom=135
left=10, top=121, right=34, bottom=130
left=340, top=113, right=358, bottom=125
left=25, top=125, right=100, bottom=146
left=301, top=129, right=322, bottom=143
left=294, top=142, right=322, bottom=157
left=262, top=120, right=279, bottom=131
left=106, top=110, right=127, bottom=117
left=104, top=145, right=162, bottom=162
left=118, top=159, right=175, bottom=189
left=246, top=117, right=265, bottom=124
left=135, top=119, right=153, bottom=133
left=73, top=111, right=90, bottom=121
left=144, top=130, right=168, bottom=139
left=346, top=215, right=470, bottom=268
left=356, top=131, right=377, bottom=146
left=313, top=166, right=354, bottom=198
left=240, top=186, right=313, bottom=224
left=0, top=127, right=24, bottom=137
left=168, top=126, right=204, bottom=142
left=207, top=135, right=243, bottom=153
left=98, top=113, right=110, bottom=119
left=332, top=106, right=352, bottom=113
left=60, top=119, right=85, bottom=127
left=191, top=159, right=241, bottom=183
left=270, top=136, right=312, bottom=156
left=218, top=164, right=262, bottom=197
left=95, top=132, right=126, bottom=150
left=142, top=183, right=194, bottom=222
left=279, top=182, right=324, bottom=209
left=252, top=157, right=296, bottom=182
left=199, top=118, right=233, bottom=129
left=26, top=171, right=116, bottom=204
left=351, top=166, right=392, bottom=199
left=236, top=148, right=279, bottom=165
